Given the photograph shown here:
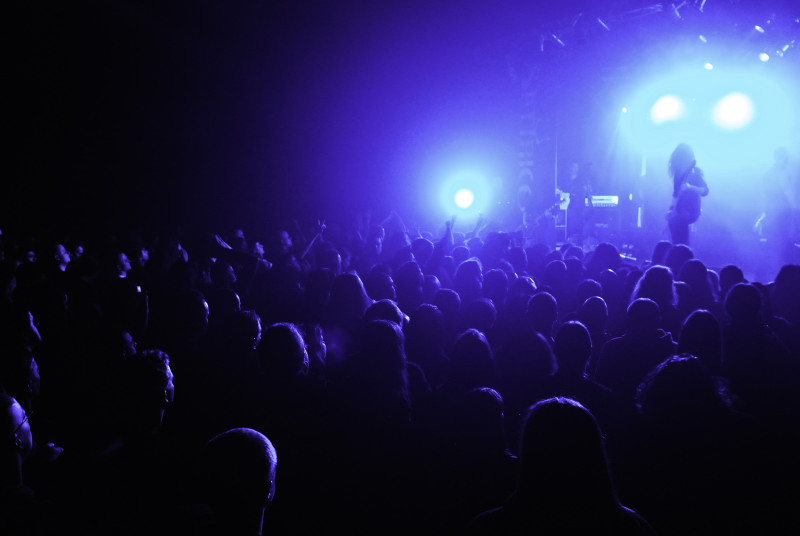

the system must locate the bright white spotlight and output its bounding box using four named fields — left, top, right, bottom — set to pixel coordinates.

left=454, top=189, right=475, bottom=209
left=621, top=107, right=628, bottom=113
left=759, top=52, right=770, bottom=62
left=650, top=95, right=685, bottom=124
left=712, top=92, right=754, bottom=129
left=754, top=25, right=765, bottom=33
left=704, top=62, right=714, bottom=70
